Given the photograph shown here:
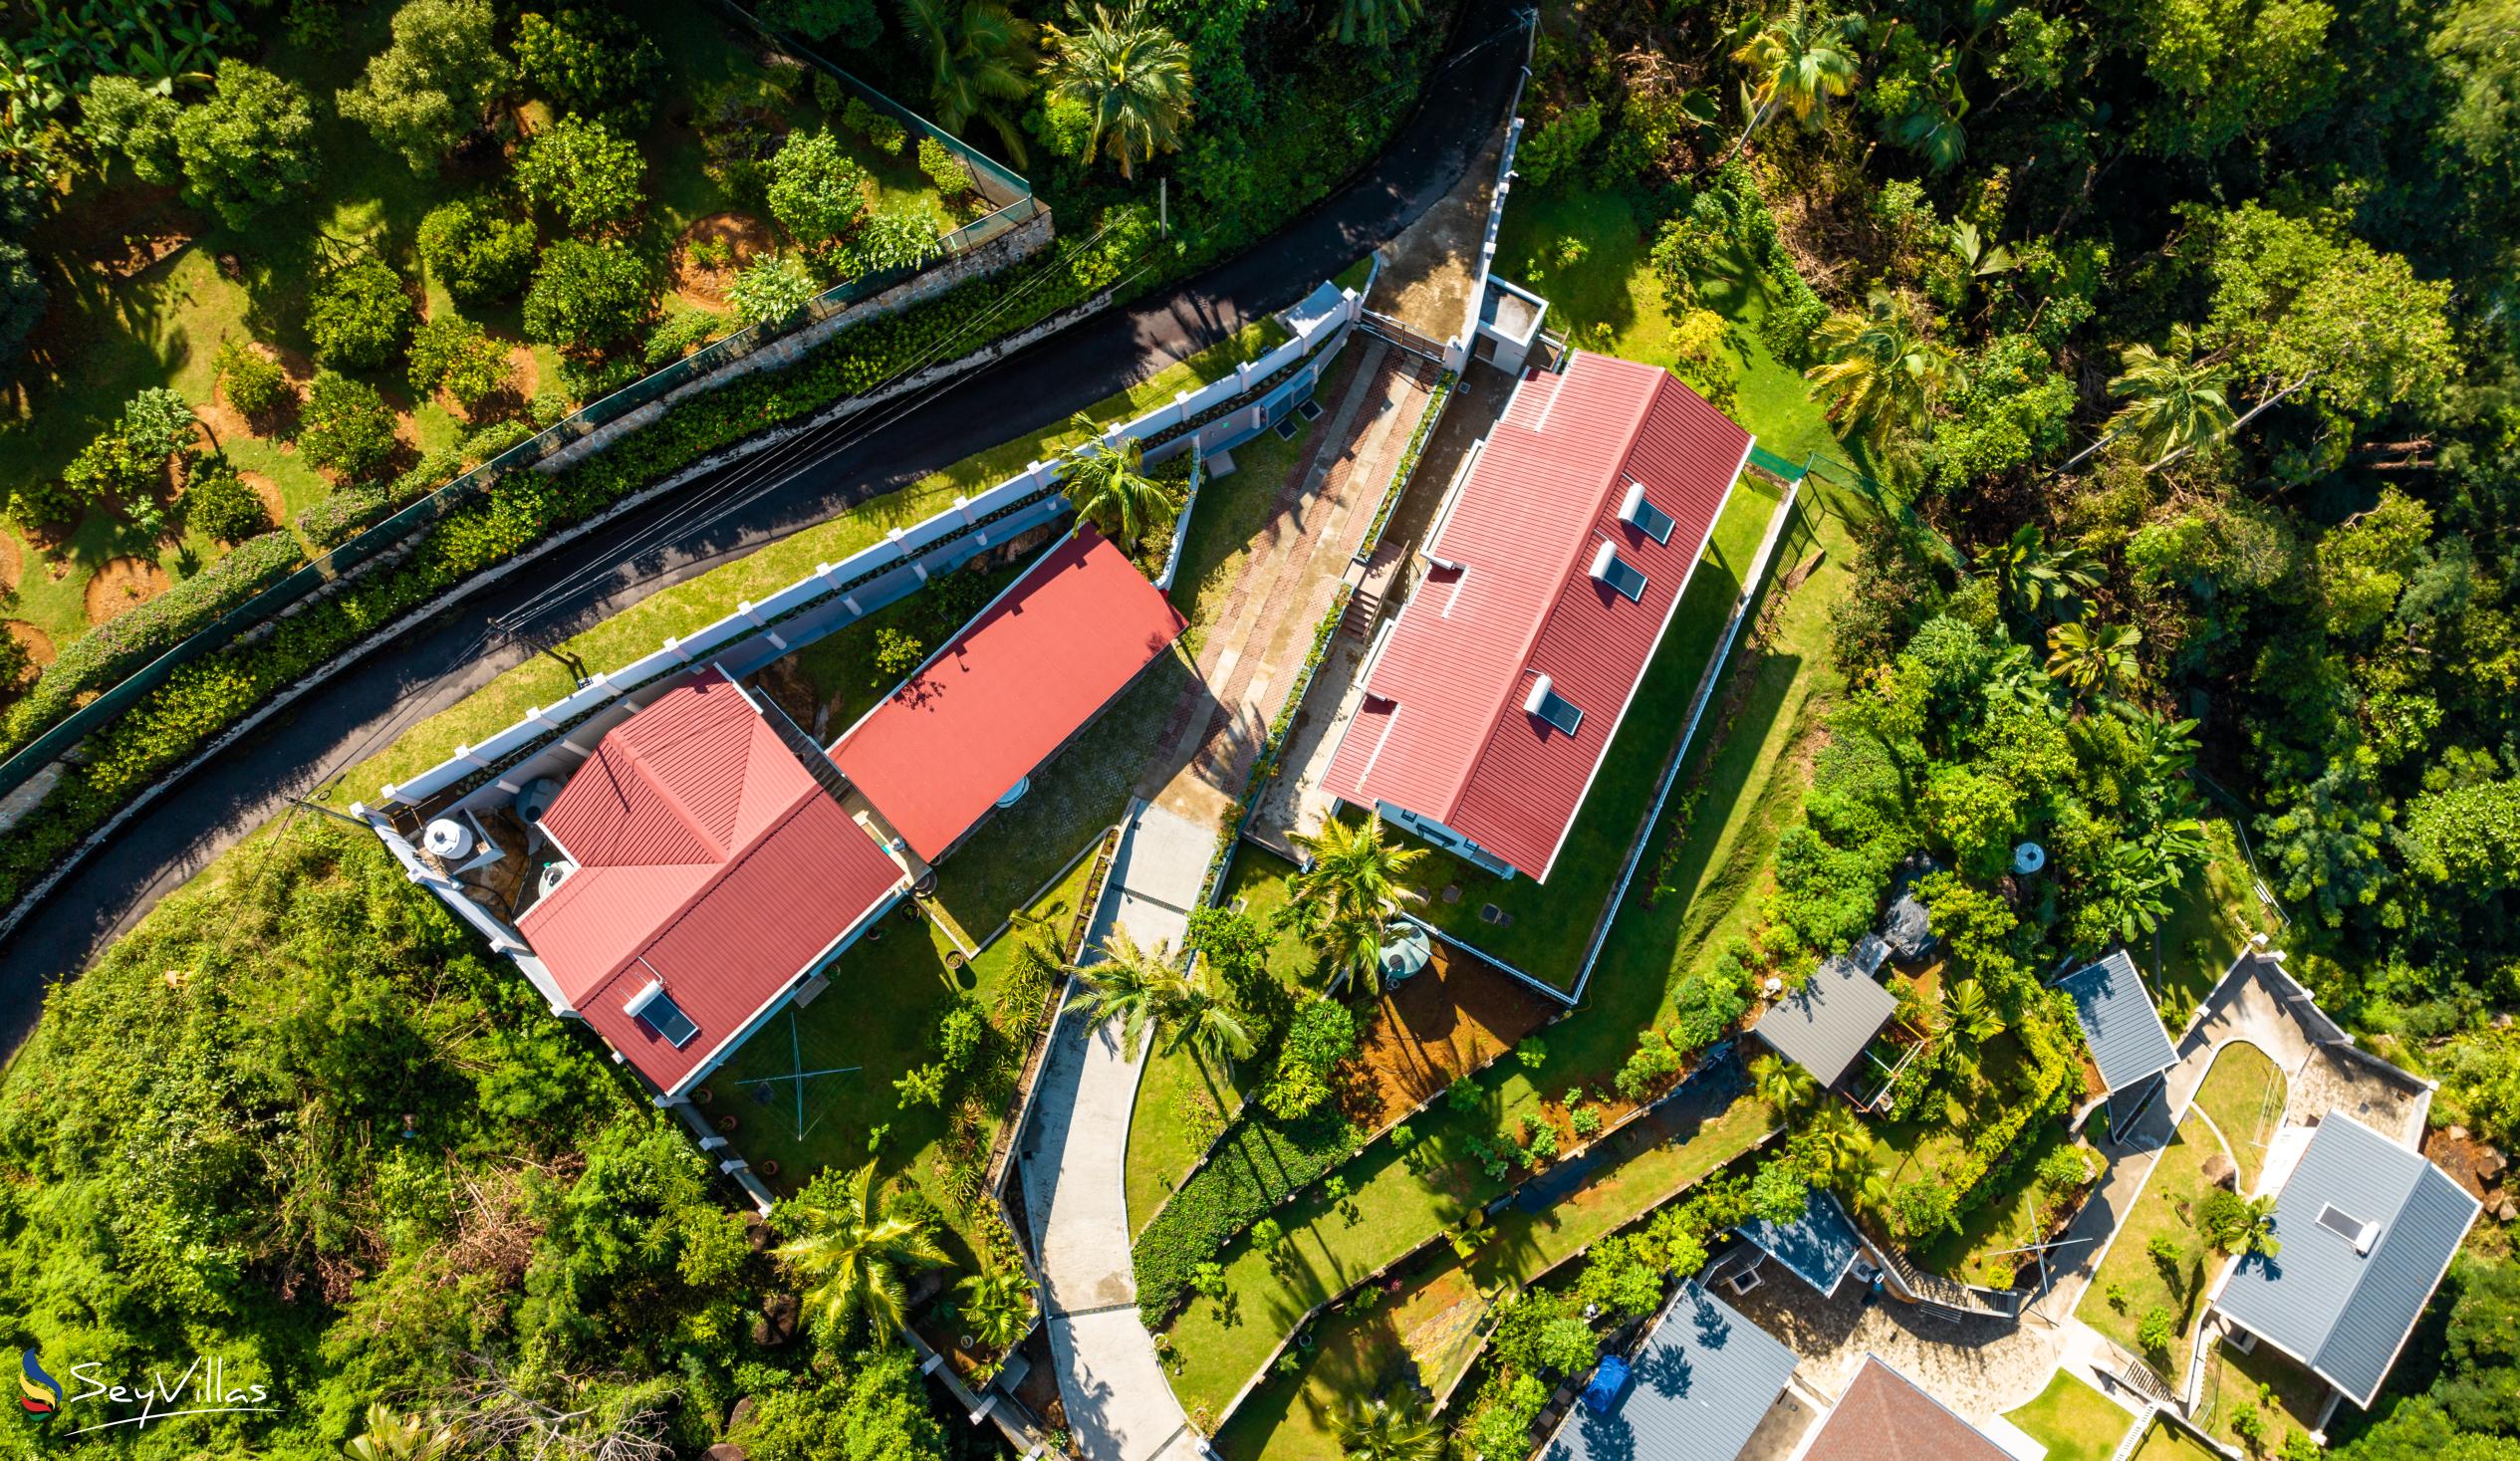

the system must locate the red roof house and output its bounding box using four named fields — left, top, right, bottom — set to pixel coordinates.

left=1322, top=352, right=1751, bottom=881
left=1798, top=1356, right=2014, bottom=1461
left=517, top=668, right=906, bottom=1096
left=829, top=527, right=1186, bottom=863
